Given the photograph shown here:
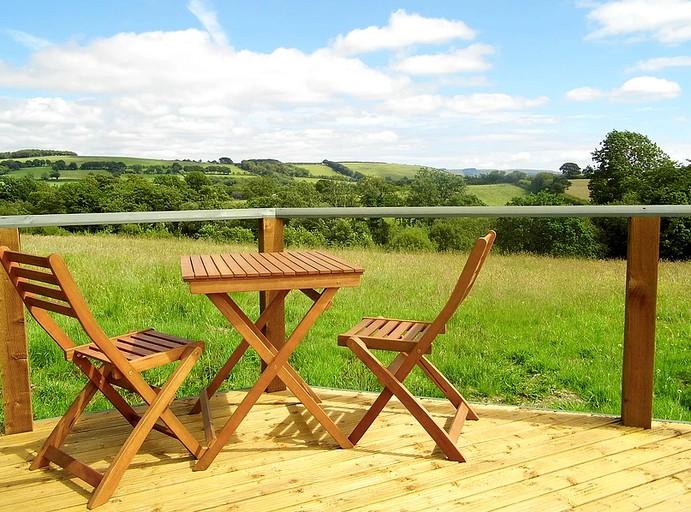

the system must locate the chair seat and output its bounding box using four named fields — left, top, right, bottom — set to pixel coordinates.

left=70, top=329, right=198, bottom=370
left=337, top=316, right=436, bottom=354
